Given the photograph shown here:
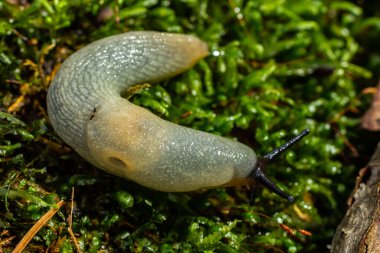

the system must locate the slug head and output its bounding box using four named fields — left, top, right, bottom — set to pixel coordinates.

left=249, top=129, right=310, bottom=203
